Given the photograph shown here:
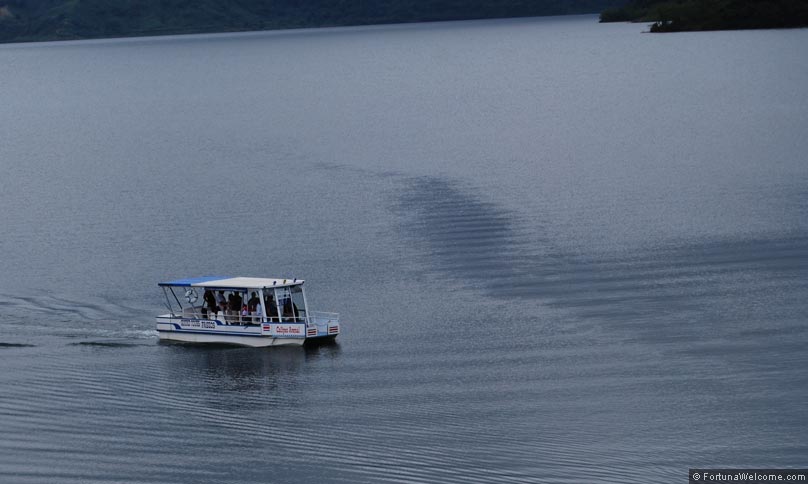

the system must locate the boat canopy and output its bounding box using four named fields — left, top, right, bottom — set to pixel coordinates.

left=159, top=276, right=304, bottom=289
